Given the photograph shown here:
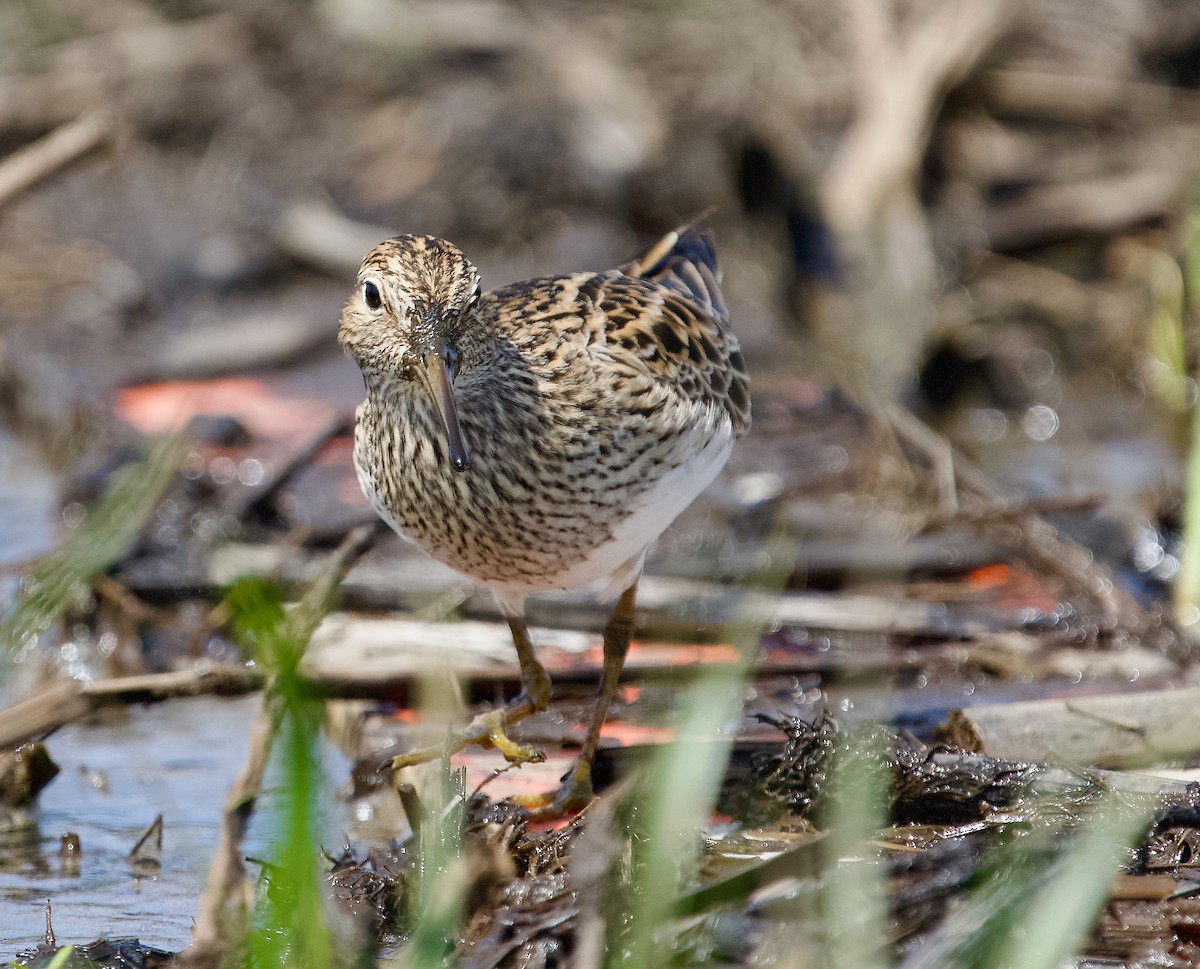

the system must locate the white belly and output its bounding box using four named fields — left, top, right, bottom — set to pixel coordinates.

left=488, top=420, right=734, bottom=612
